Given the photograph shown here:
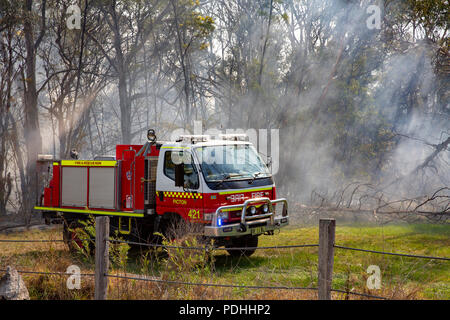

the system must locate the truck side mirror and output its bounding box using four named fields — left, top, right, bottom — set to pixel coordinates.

left=174, top=163, right=184, bottom=187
